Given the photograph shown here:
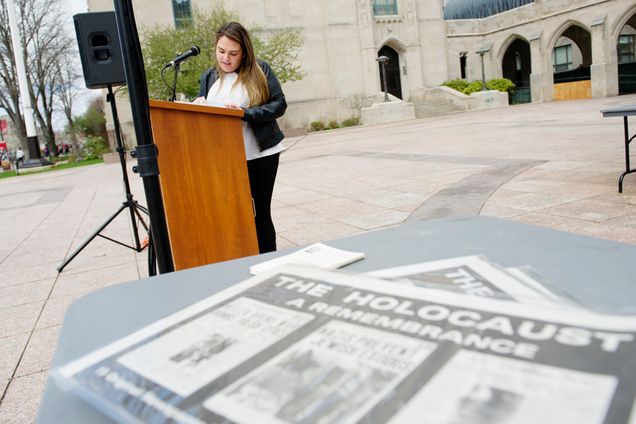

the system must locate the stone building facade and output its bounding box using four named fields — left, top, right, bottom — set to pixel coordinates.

left=443, top=0, right=636, bottom=105
left=86, top=0, right=636, bottom=134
